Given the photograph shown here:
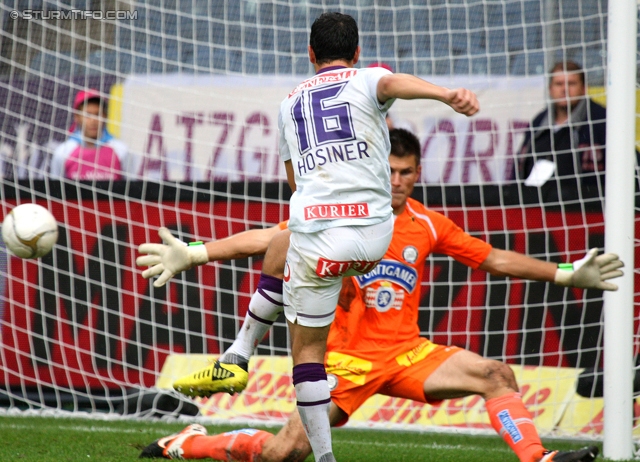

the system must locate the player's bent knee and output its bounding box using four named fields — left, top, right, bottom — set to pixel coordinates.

left=263, top=230, right=290, bottom=278
left=481, top=359, right=518, bottom=392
